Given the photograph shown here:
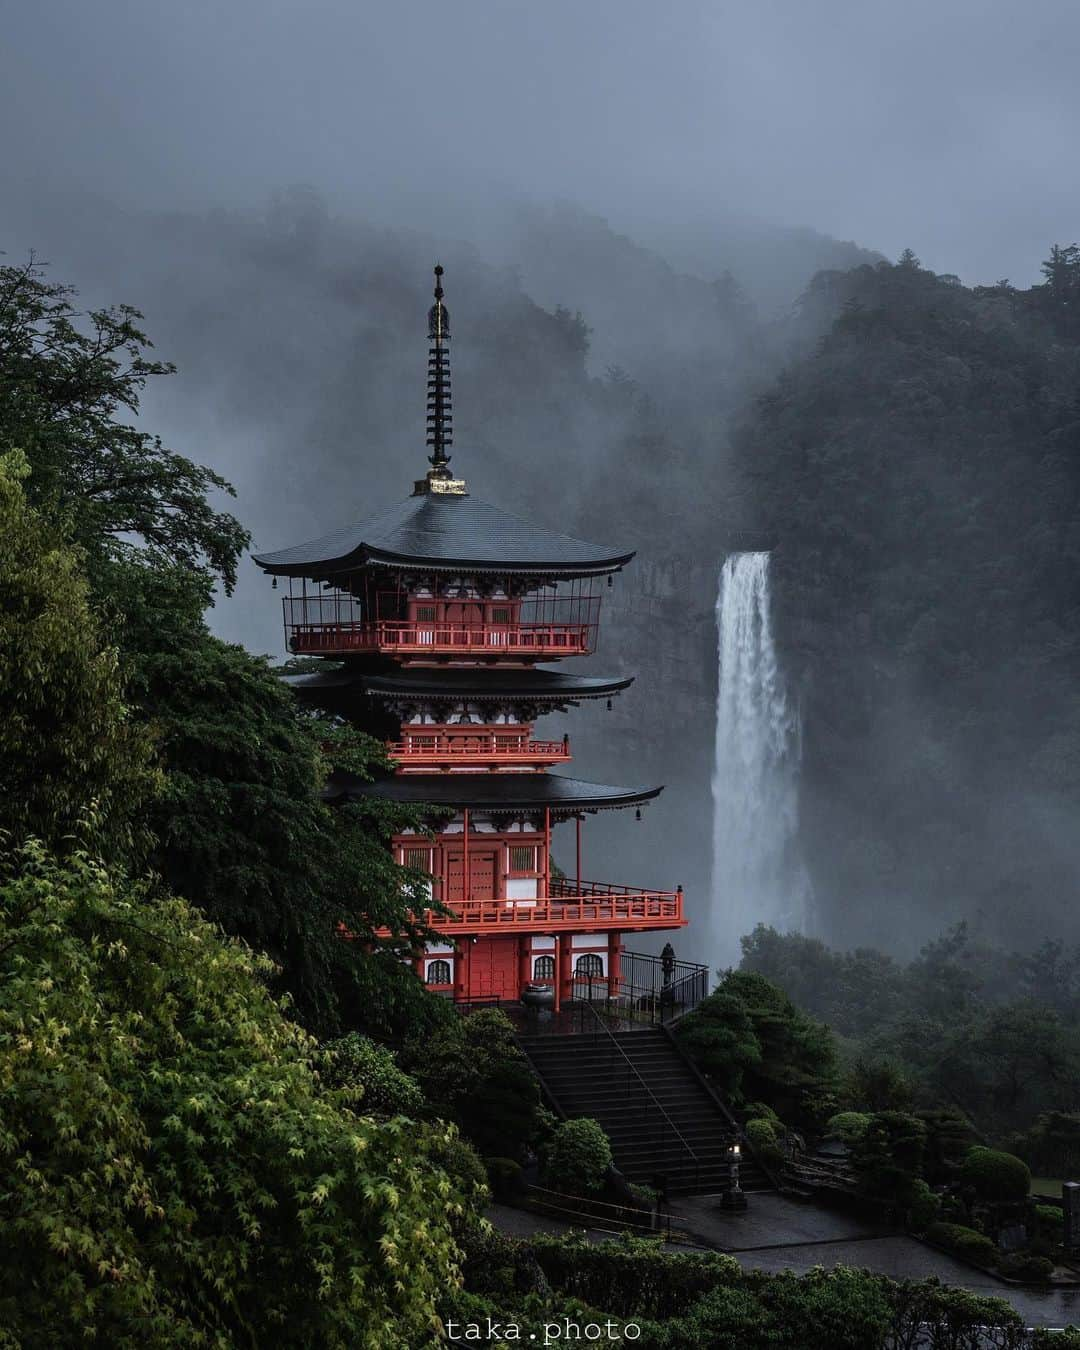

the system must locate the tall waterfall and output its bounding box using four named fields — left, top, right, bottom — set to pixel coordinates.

left=711, top=553, right=811, bottom=970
